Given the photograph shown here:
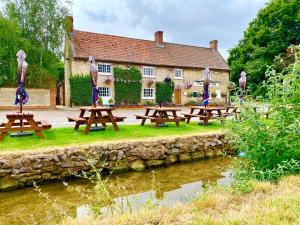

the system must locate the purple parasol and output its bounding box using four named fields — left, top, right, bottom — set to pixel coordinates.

left=15, top=50, right=29, bottom=112
left=201, top=67, right=211, bottom=107
left=88, top=56, right=99, bottom=107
